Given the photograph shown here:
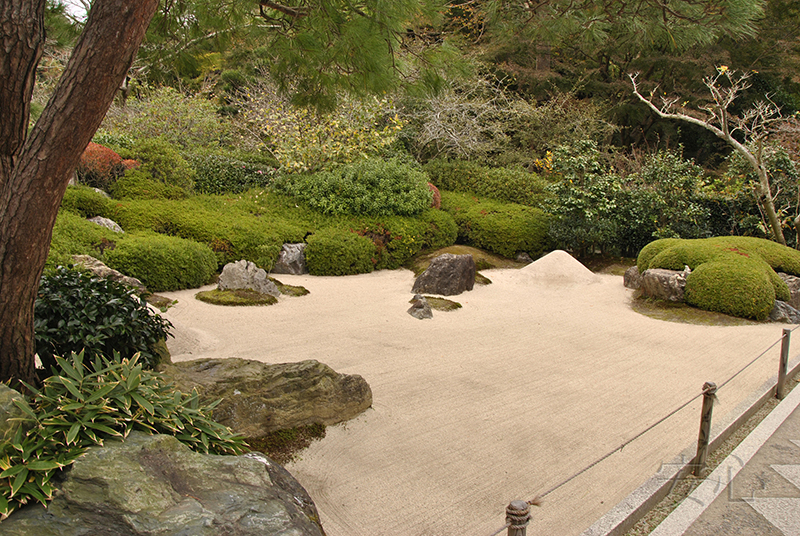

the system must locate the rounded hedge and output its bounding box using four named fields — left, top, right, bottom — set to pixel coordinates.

left=685, top=259, right=776, bottom=320
left=305, top=228, right=377, bottom=276
left=60, top=185, right=114, bottom=218
left=441, top=191, right=551, bottom=259
left=105, top=232, right=217, bottom=291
